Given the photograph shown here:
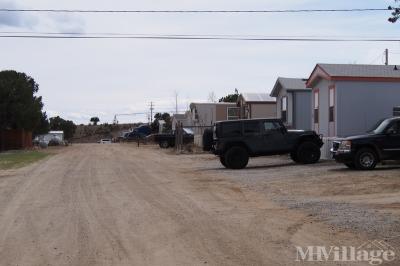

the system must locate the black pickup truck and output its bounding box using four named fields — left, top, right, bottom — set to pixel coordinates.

left=203, top=118, right=323, bottom=169
left=153, top=128, right=194, bottom=148
left=331, top=117, right=400, bottom=170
